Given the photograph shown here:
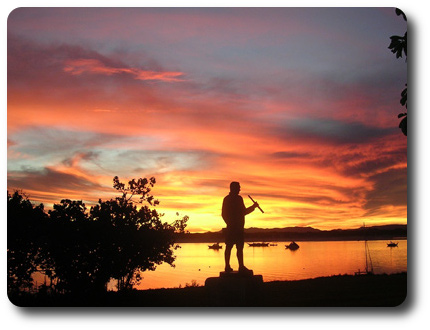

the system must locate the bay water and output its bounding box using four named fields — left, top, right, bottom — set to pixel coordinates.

left=121, top=239, right=407, bottom=290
